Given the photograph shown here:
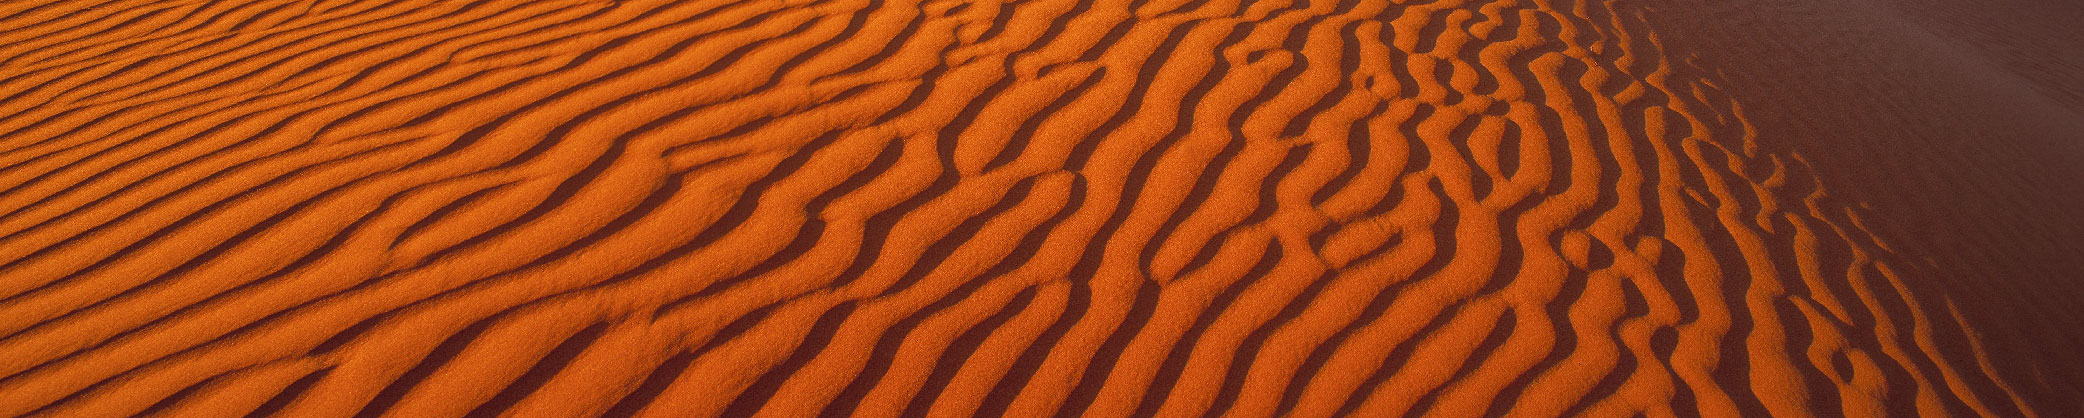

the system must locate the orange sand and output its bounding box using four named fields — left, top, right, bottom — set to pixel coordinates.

left=1, top=0, right=2079, bottom=416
